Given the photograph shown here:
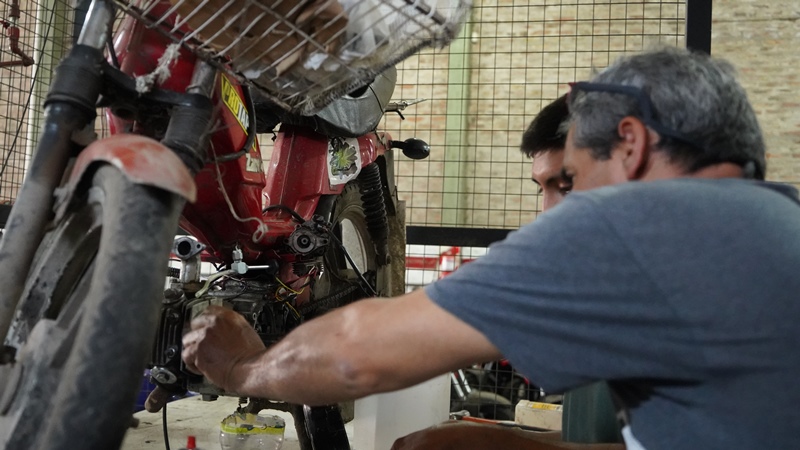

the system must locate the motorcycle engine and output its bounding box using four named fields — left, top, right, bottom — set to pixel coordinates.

left=148, top=238, right=309, bottom=399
